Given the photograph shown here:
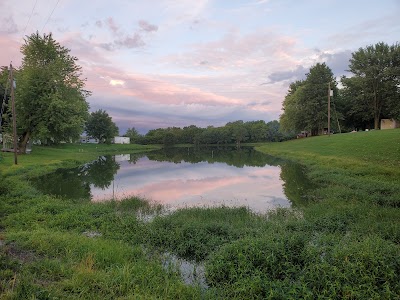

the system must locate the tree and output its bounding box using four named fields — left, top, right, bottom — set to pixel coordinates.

left=0, top=66, right=11, bottom=131
left=280, top=63, right=336, bottom=135
left=227, top=120, right=248, bottom=146
left=86, top=109, right=119, bottom=143
left=339, top=76, right=374, bottom=130
left=280, top=80, right=307, bottom=133
left=182, top=125, right=203, bottom=144
left=15, top=32, right=90, bottom=151
left=124, top=127, right=141, bottom=144
left=344, top=42, right=400, bottom=129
